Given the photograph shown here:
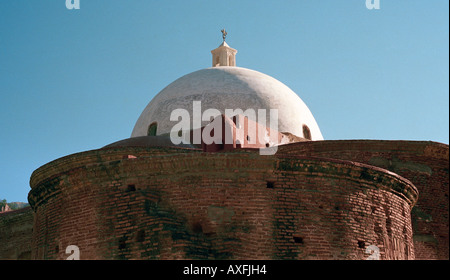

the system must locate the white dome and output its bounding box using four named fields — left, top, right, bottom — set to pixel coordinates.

left=131, top=66, right=323, bottom=141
